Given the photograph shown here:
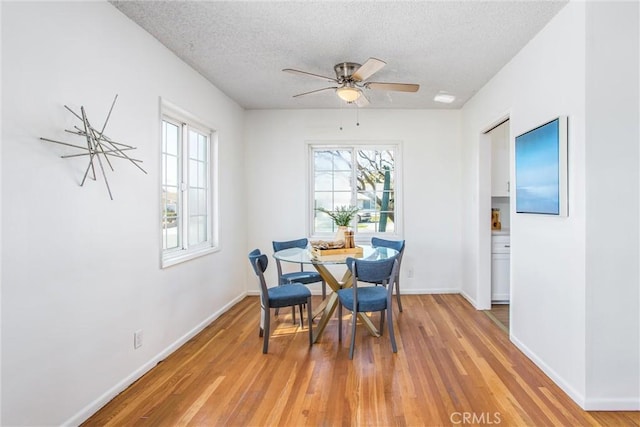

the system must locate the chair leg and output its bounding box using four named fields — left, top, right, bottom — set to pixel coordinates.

left=349, top=310, right=357, bottom=359
left=259, top=305, right=265, bottom=337
left=387, top=306, right=397, bottom=353
left=380, top=309, right=385, bottom=335
left=321, top=280, right=327, bottom=299
left=395, top=278, right=403, bottom=312
left=291, top=306, right=296, bottom=324
left=338, top=302, right=342, bottom=342
left=298, top=304, right=304, bottom=328
left=263, top=309, right=271, bottom=354
left=307, top=296, right=313, bottom=346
